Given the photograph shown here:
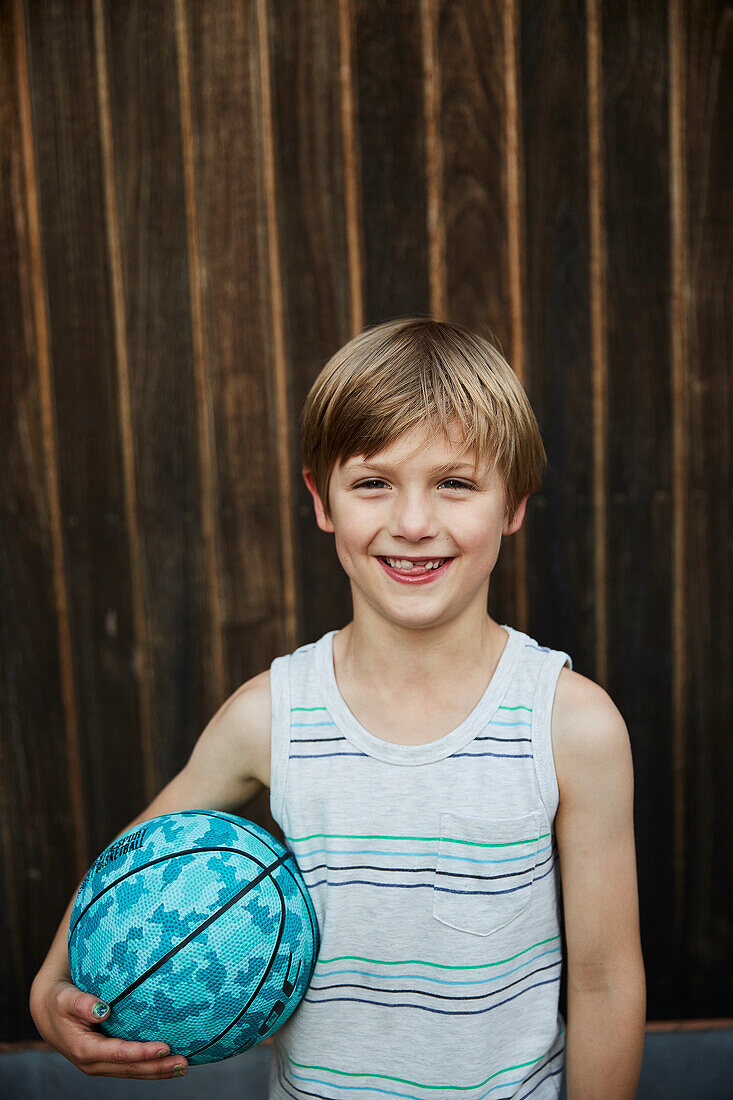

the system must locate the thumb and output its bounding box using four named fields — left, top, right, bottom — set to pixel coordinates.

left=71, top=989, right=110, bottom=1023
